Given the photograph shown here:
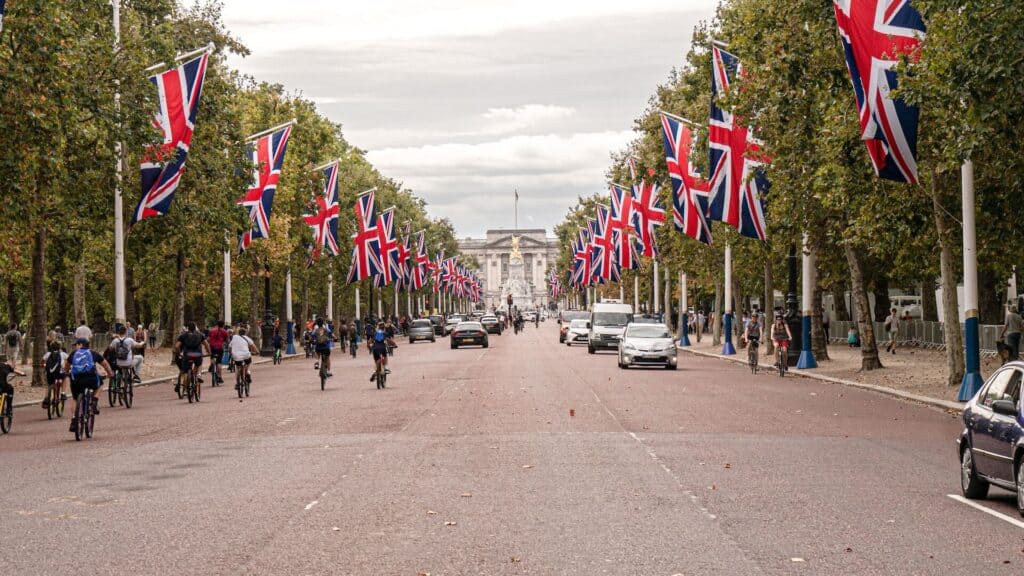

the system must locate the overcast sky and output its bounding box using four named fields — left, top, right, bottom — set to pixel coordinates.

left=222, top=1, right=715, bottom=238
